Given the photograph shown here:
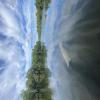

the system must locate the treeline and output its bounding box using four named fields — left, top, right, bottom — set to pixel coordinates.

left=21, top=0, right=52, bottom=100
left=22, top=41, right=52, bottom=100
left=35, top=0, right=51, bottom=40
